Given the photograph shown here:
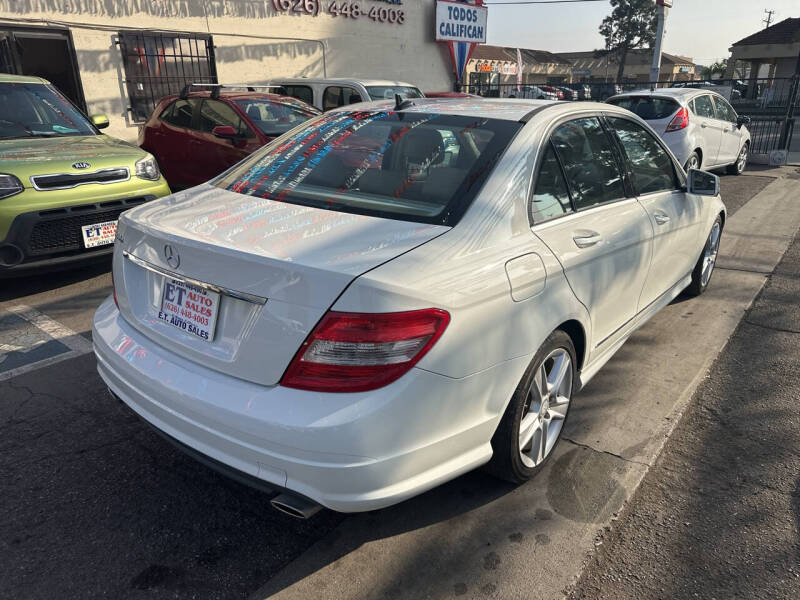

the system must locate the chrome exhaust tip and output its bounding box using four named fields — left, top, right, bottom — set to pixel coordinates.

left=270, top=493, right=322, bottom=519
